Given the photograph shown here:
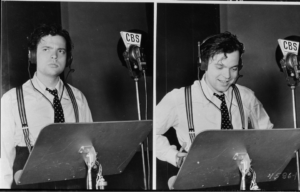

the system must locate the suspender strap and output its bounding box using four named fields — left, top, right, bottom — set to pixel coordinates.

left=184, top=84, right=246, bottom=141
left=232, top=84, right=245, bottom=129
left=16, top=86, right=32, bottom=153
left=184, top=86, right=196, bottom=142
left=16, top=83, right=79, bottom=154
left=64, top=82, right=79, bottom=122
